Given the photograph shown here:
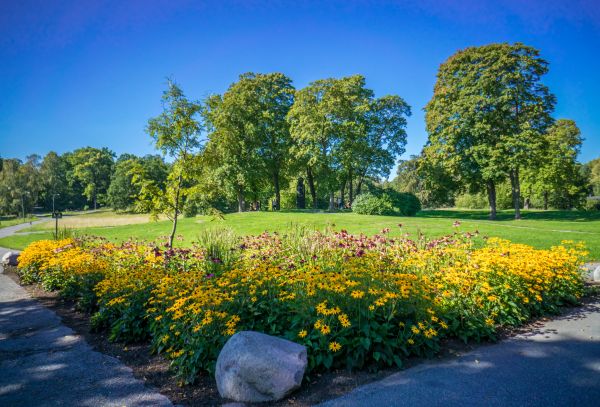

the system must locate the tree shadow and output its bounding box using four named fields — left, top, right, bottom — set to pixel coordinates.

left=320, top=333, right=600, bottom=406
left=0, top=296, right=171, bottom=407
left=417, top=209, right=600, bottom=222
